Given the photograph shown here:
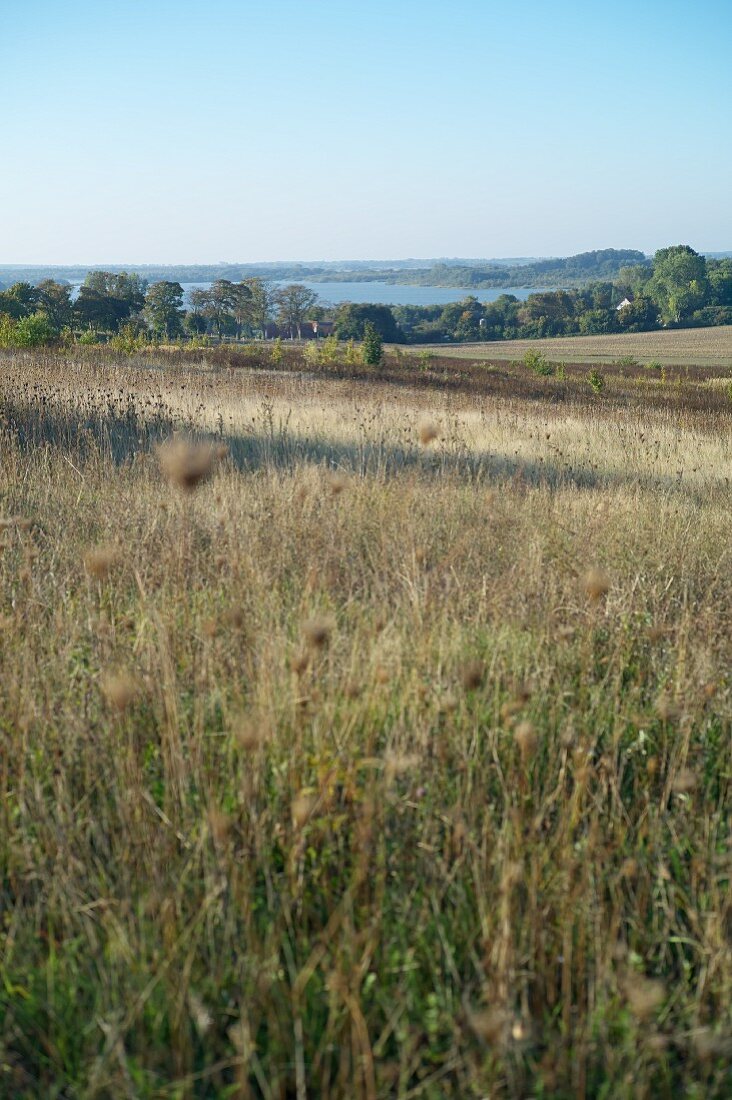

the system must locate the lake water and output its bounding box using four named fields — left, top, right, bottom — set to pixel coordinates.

left=68, top=279, right=546, bottom=308
left=180, top=280, right=544, bottom=308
